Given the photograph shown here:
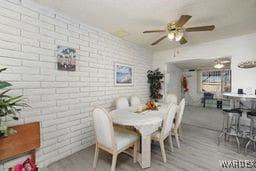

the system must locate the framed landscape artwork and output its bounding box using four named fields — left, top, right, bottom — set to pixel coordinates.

left=115, top=63, right=133, bottom=86
left=57, top=46, right=76, bottom=71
